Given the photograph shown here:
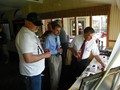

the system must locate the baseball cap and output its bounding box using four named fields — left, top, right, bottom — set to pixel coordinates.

left=26, top=12, right=43, bottom=26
